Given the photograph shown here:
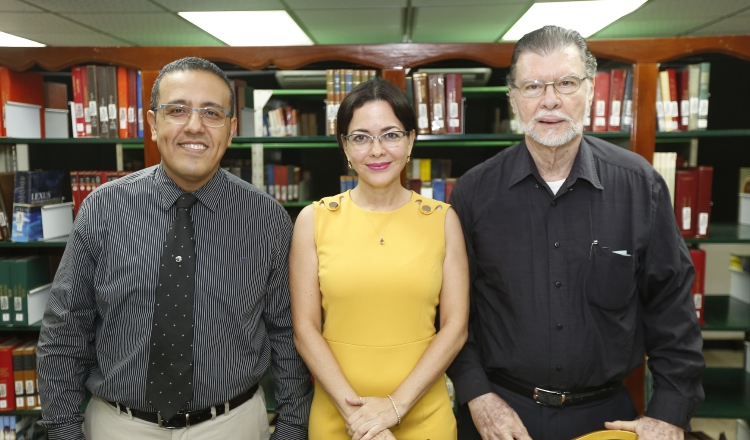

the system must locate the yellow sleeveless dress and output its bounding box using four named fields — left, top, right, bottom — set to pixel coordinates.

left=309, top=190, right=457, bottom=440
